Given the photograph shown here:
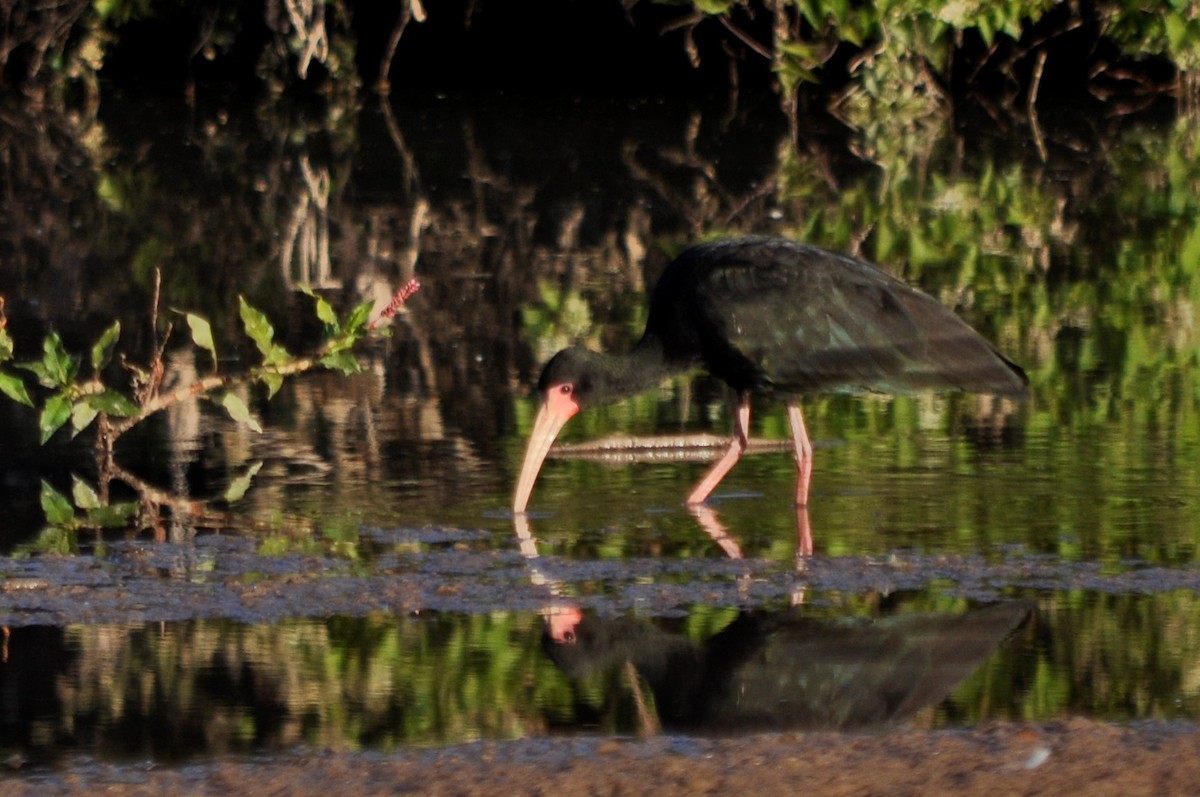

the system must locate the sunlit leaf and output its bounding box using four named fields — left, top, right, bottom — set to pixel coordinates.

left=0, top=371, right=33, bottom=407
left=239, top=296, right=290, bottom=365
left=224, top=460, right=264, bottom=503
left=0, top=325, right=13, bottom=362
left=42, top=331, right=76, bottom=387
left=259, top=371, right=284, bottom=399
left=70, top=400, right=98, bottom=437
left=39, top=480, right=75, bottom=526
left=85, top=390, right=140, bottom=417
left=18, top=361, right=51, bottom=388
left=85, top=502, right=139, bottom=528
left=71, top=476, right=101, bottom=510
left=90, top=321, right=120, bottom=372
left=39, top=393, right=72, bottom=443
left=345, top=301, right=373, bottom=333
left=187, top=313, right=217, bottom=368
left=20, top=332, right=77, bottom=389
left=300, top=286, right=339, bottom=329
left=318, top=351, right=361, bottom=374
left=217, top=391, right=263, bottom=433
